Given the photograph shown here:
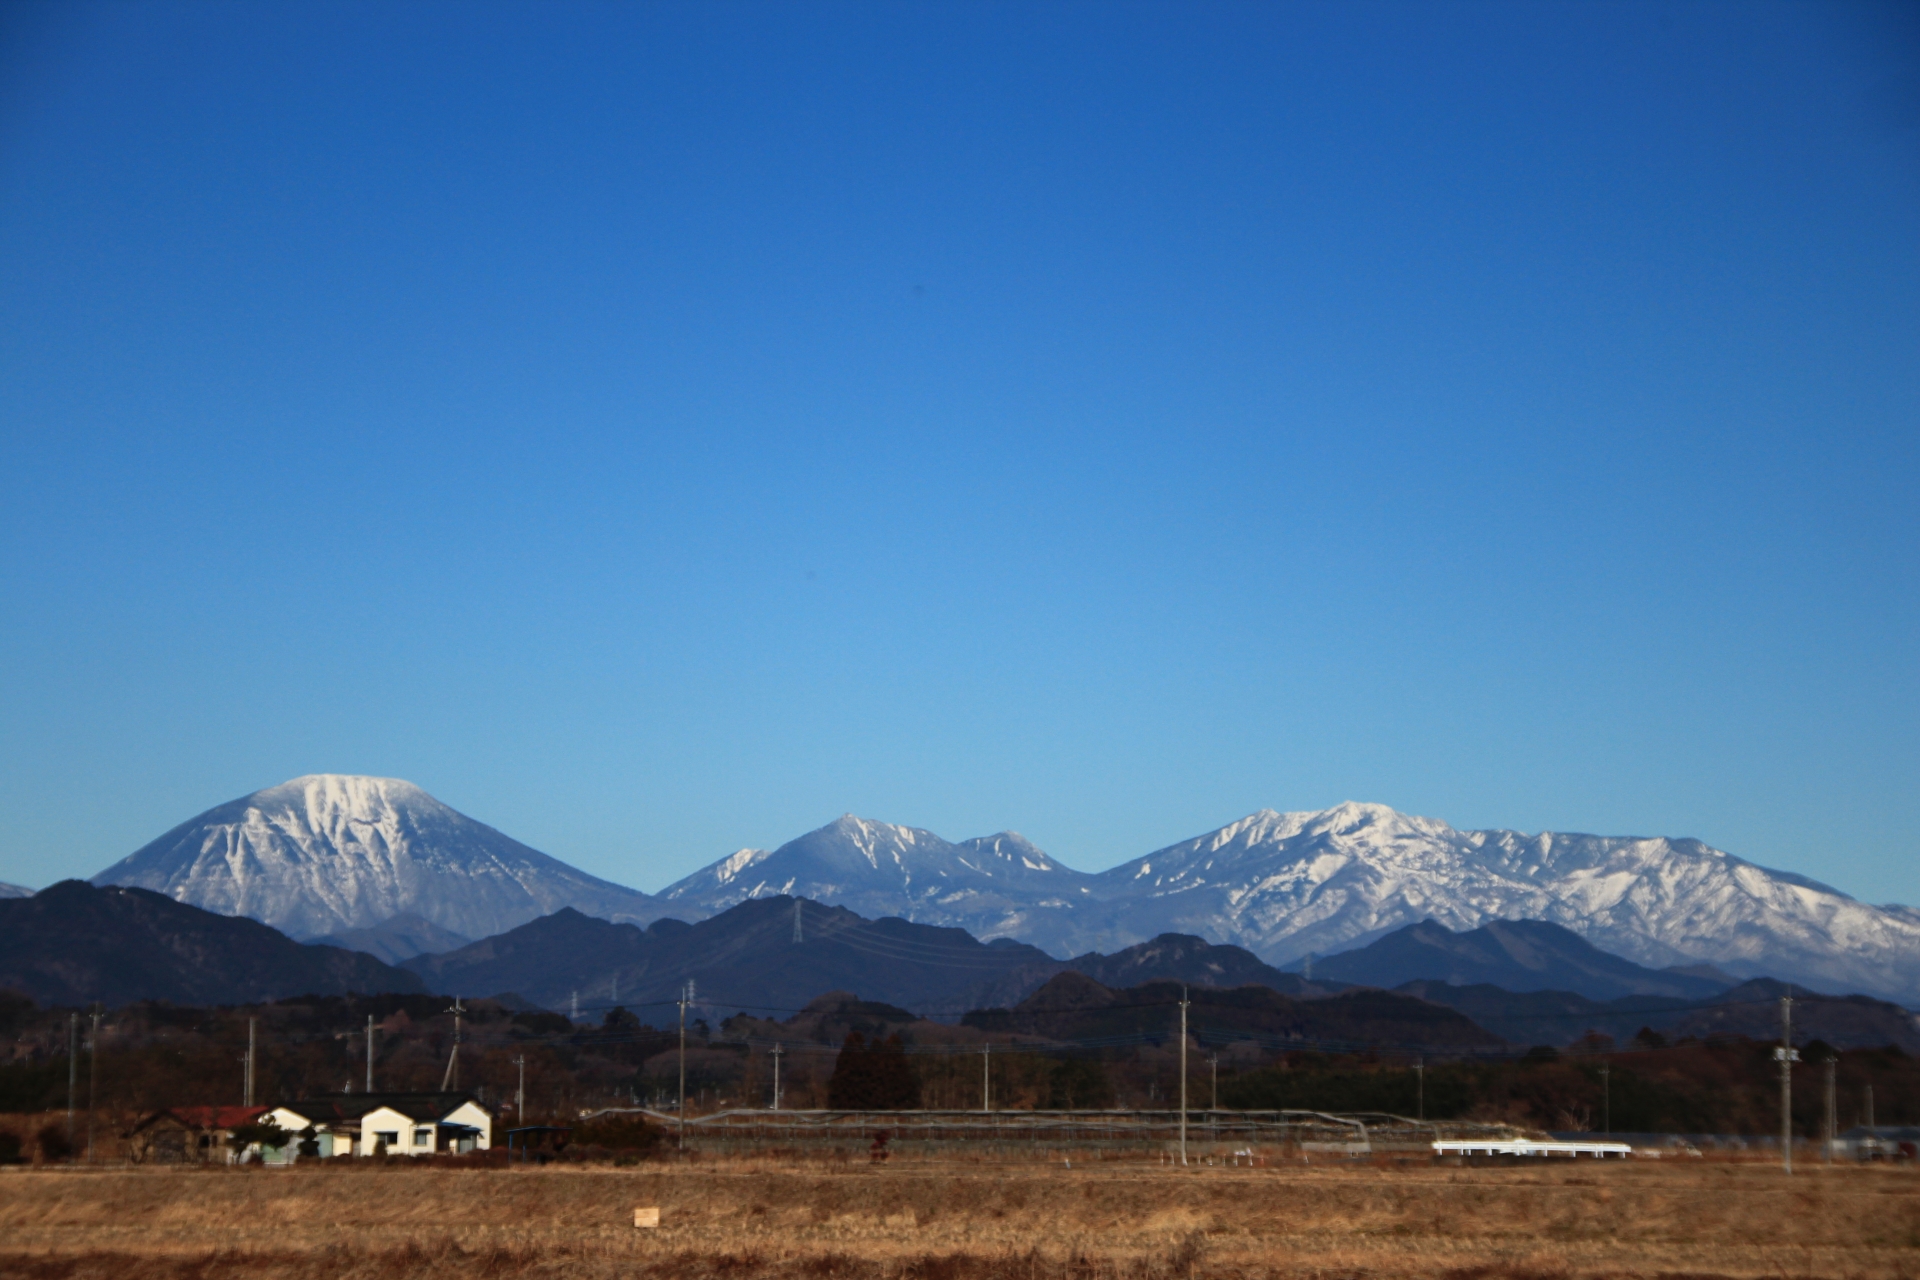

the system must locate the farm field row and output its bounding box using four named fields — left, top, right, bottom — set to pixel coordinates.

left=0, top=1157, right=1916, bottom=1278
